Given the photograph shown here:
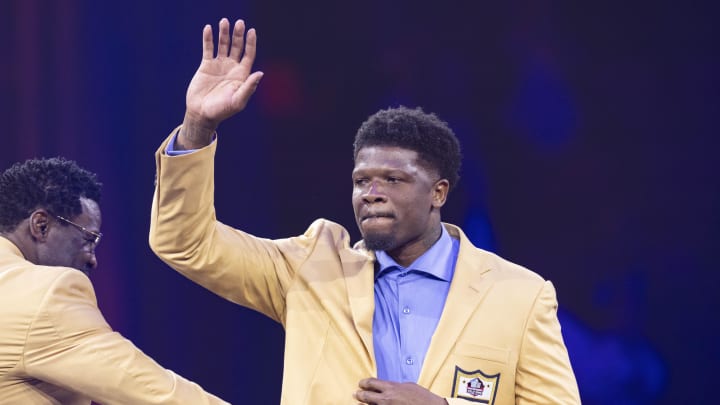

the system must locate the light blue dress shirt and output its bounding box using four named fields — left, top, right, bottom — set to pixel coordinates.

left=373, top=225, right=459, bottom=383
